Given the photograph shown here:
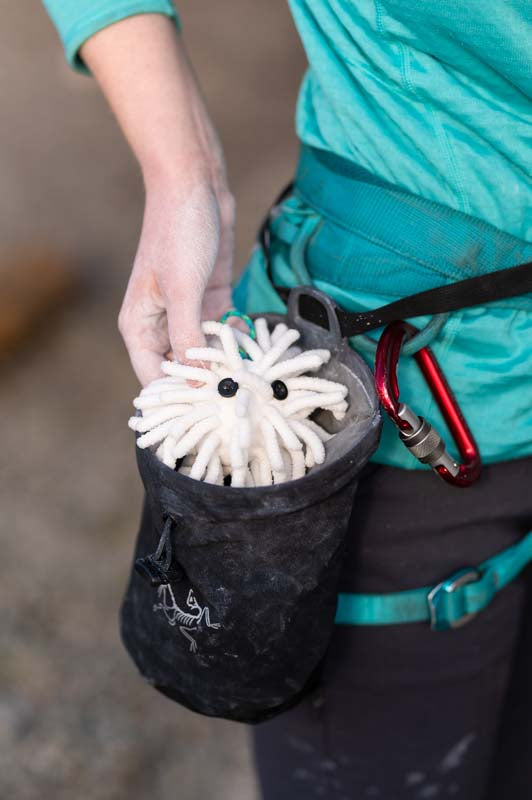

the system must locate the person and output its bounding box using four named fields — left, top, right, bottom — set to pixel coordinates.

left=42, top=3, right=532, bottom=798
